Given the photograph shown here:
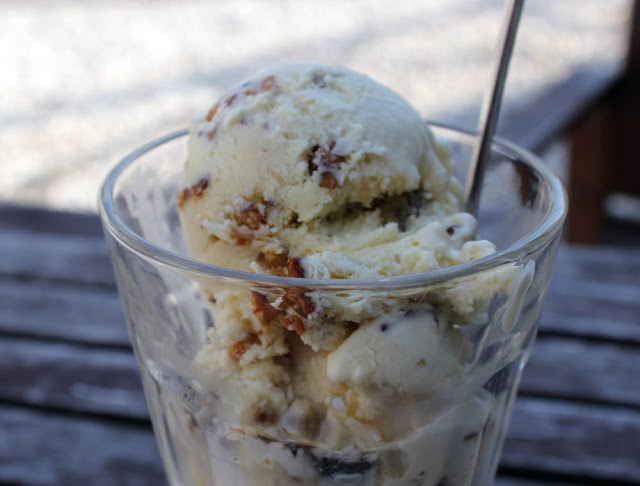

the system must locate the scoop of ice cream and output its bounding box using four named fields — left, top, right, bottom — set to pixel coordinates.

left=178, top=62, right=465, bottom=274
left=181, top=64, right=517, bottom=464
left=326, top=309, right=470, bottom=397
left=179, top=63, right=500, bottom=352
